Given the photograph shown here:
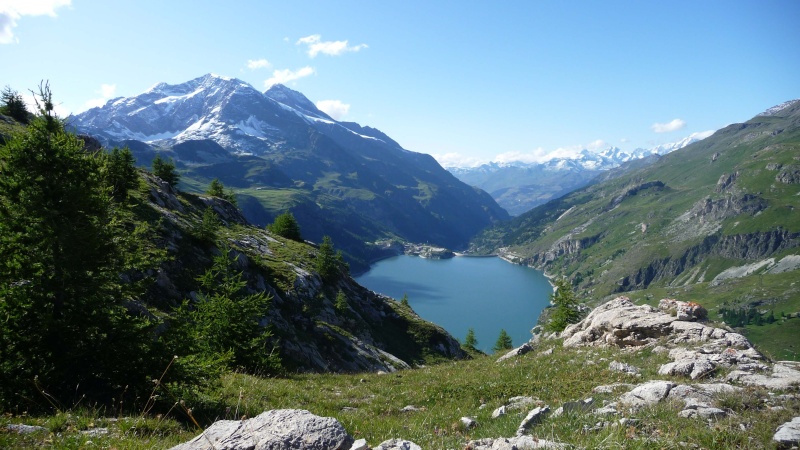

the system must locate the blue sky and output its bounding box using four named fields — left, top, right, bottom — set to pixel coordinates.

left=2, top=1, right=798, bottom=167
